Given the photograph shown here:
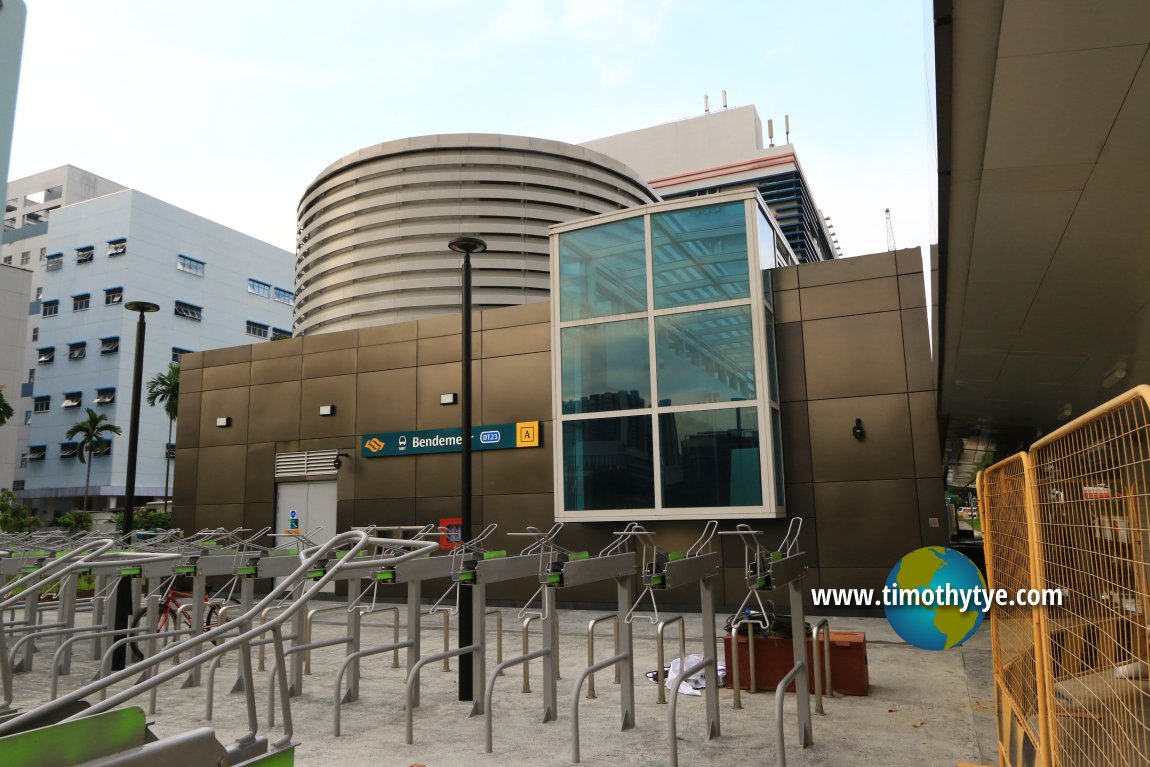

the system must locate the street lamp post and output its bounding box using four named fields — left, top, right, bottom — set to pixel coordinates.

left=448, top=236, right=486, bottom=701
left=111, top=300, right=160, bottom=671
